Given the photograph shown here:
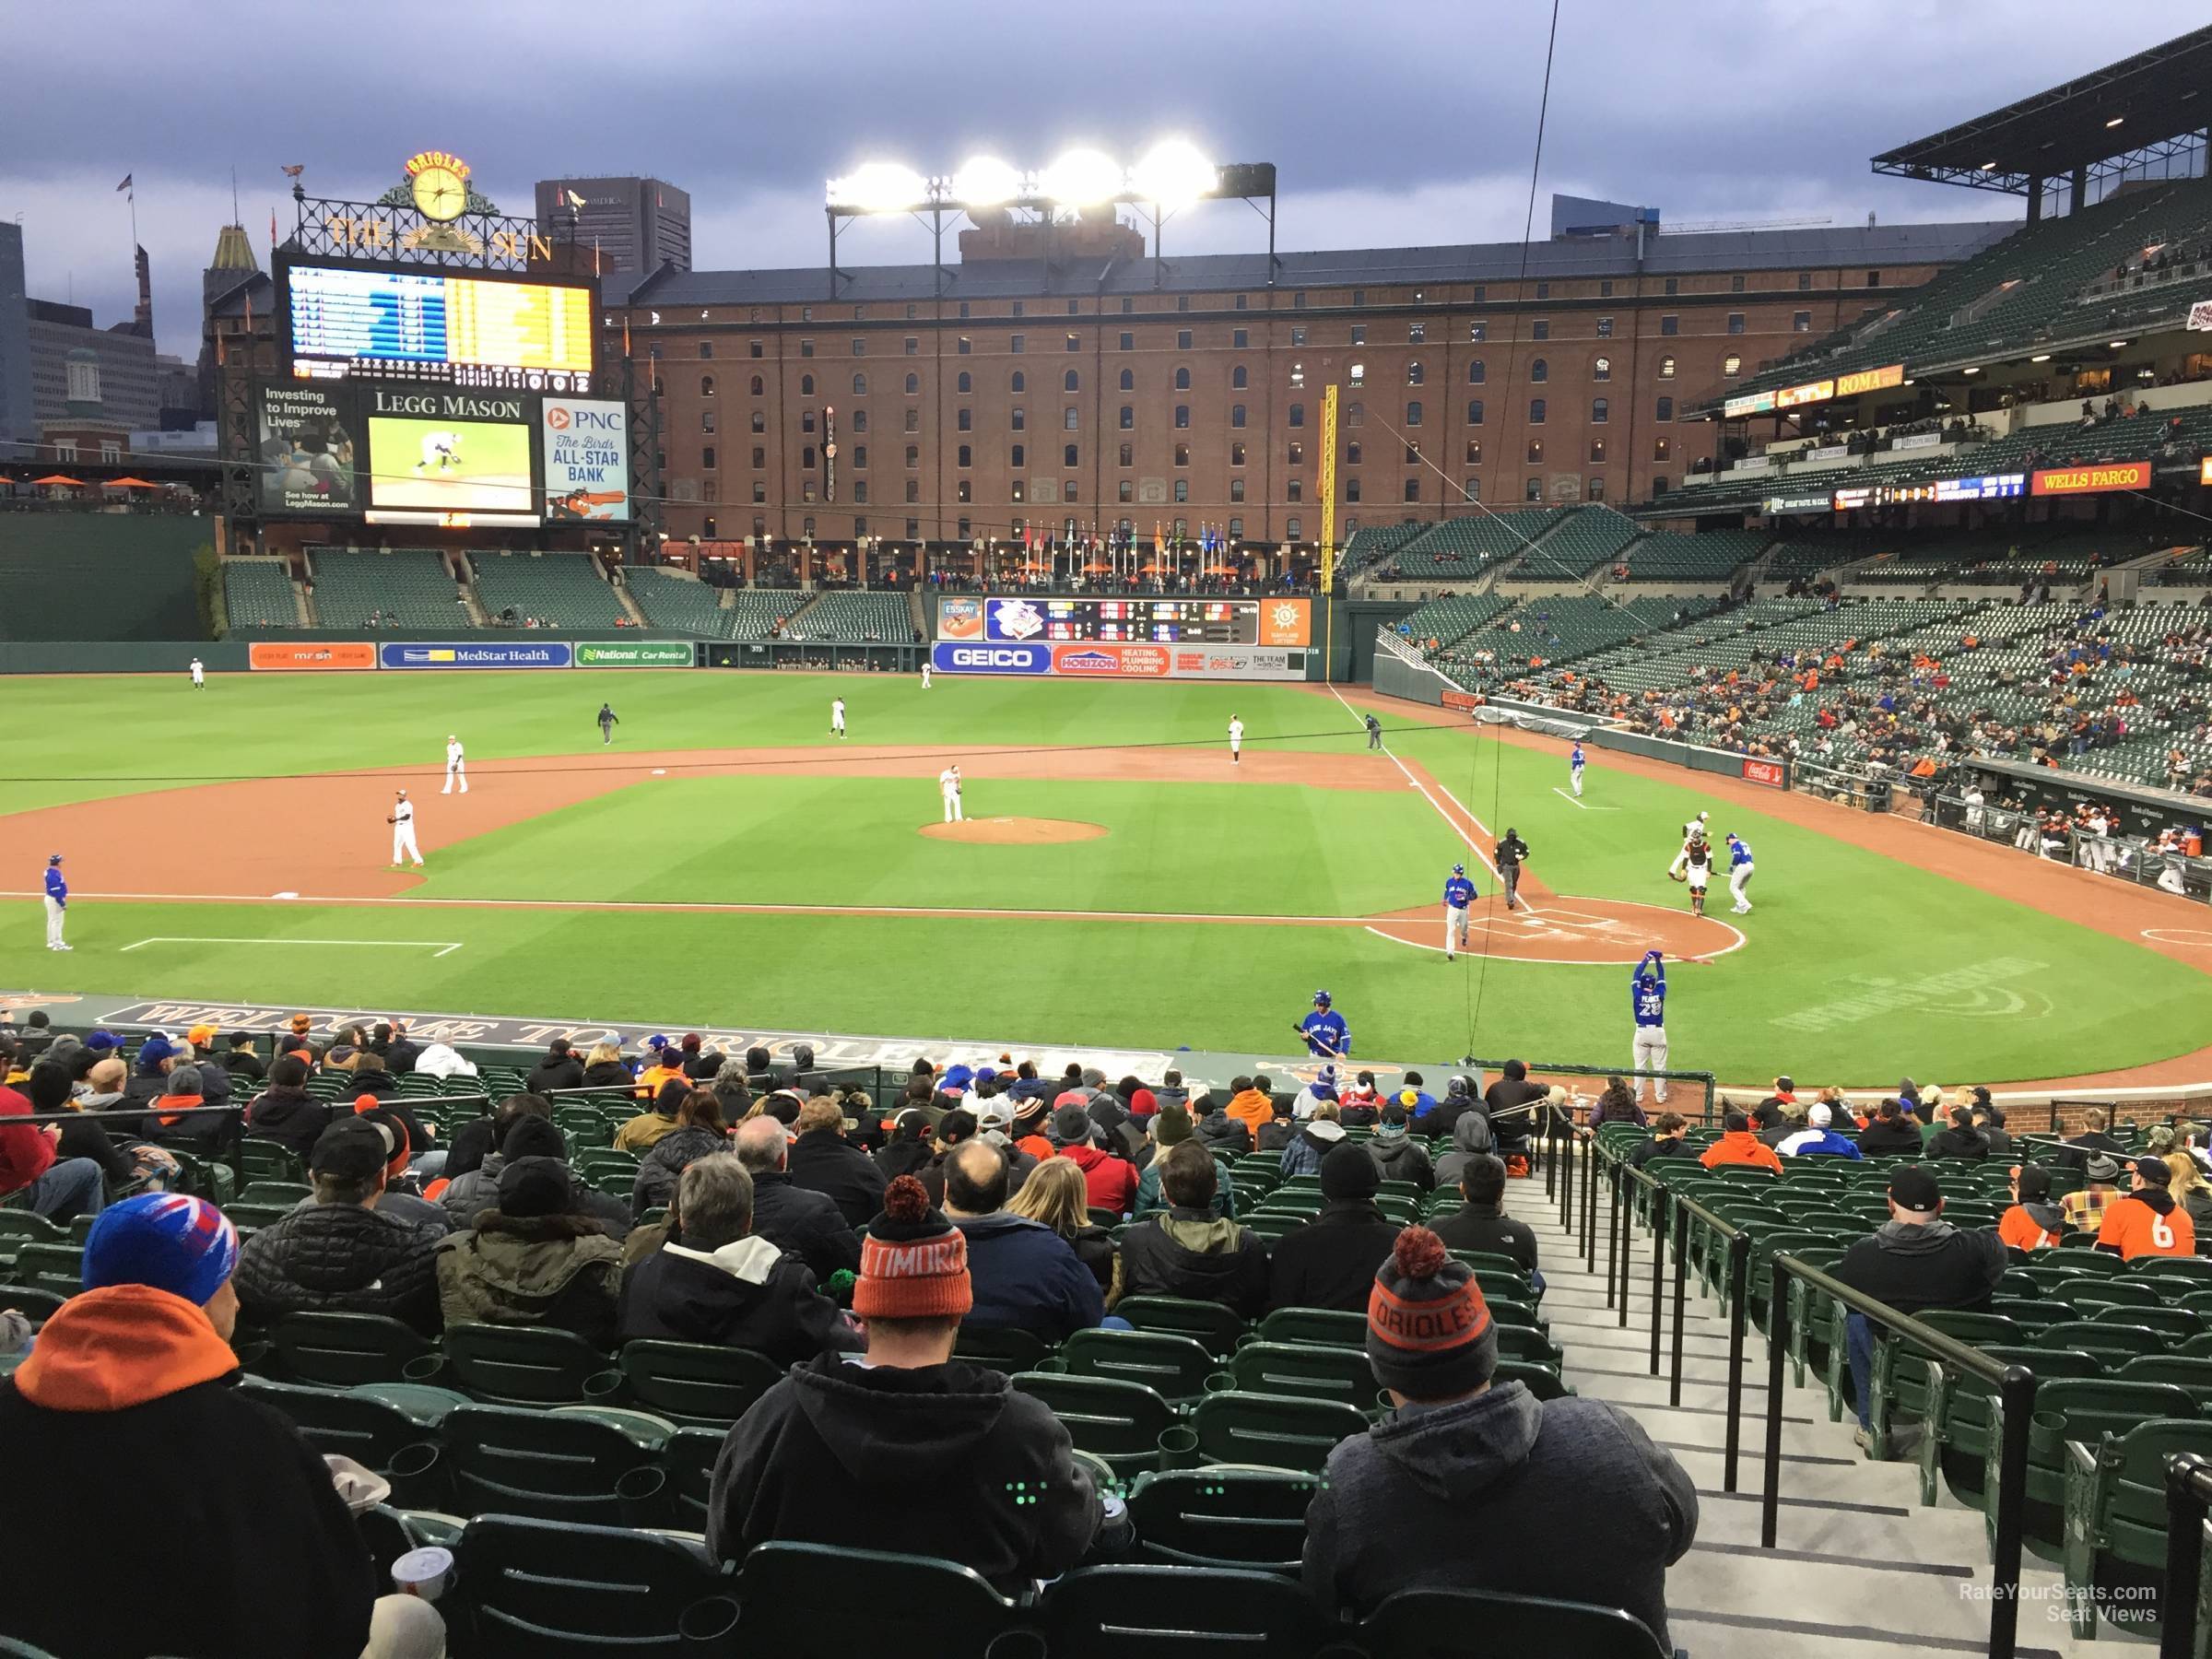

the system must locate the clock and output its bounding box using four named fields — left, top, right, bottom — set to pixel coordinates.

left=412, top=165, right=466, bottom=222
